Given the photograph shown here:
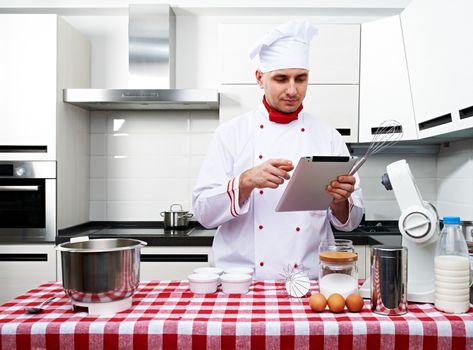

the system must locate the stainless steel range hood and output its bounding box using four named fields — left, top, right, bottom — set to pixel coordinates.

left=64, top=4, right=219, bottom=111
